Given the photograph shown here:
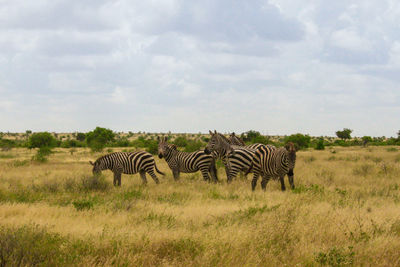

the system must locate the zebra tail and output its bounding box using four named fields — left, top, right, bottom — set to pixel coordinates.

left=154, top=163, right=165, bottom=175
left=244, top=161, right=253, bottom=176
